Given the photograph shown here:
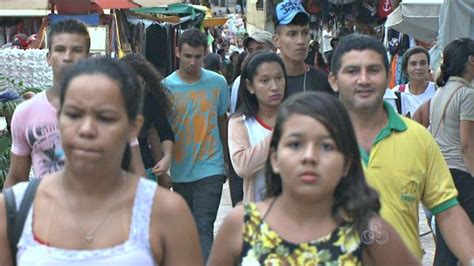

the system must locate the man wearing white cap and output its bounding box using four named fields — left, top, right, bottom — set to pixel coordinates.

left=273, top=0, right=333, bottom=96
